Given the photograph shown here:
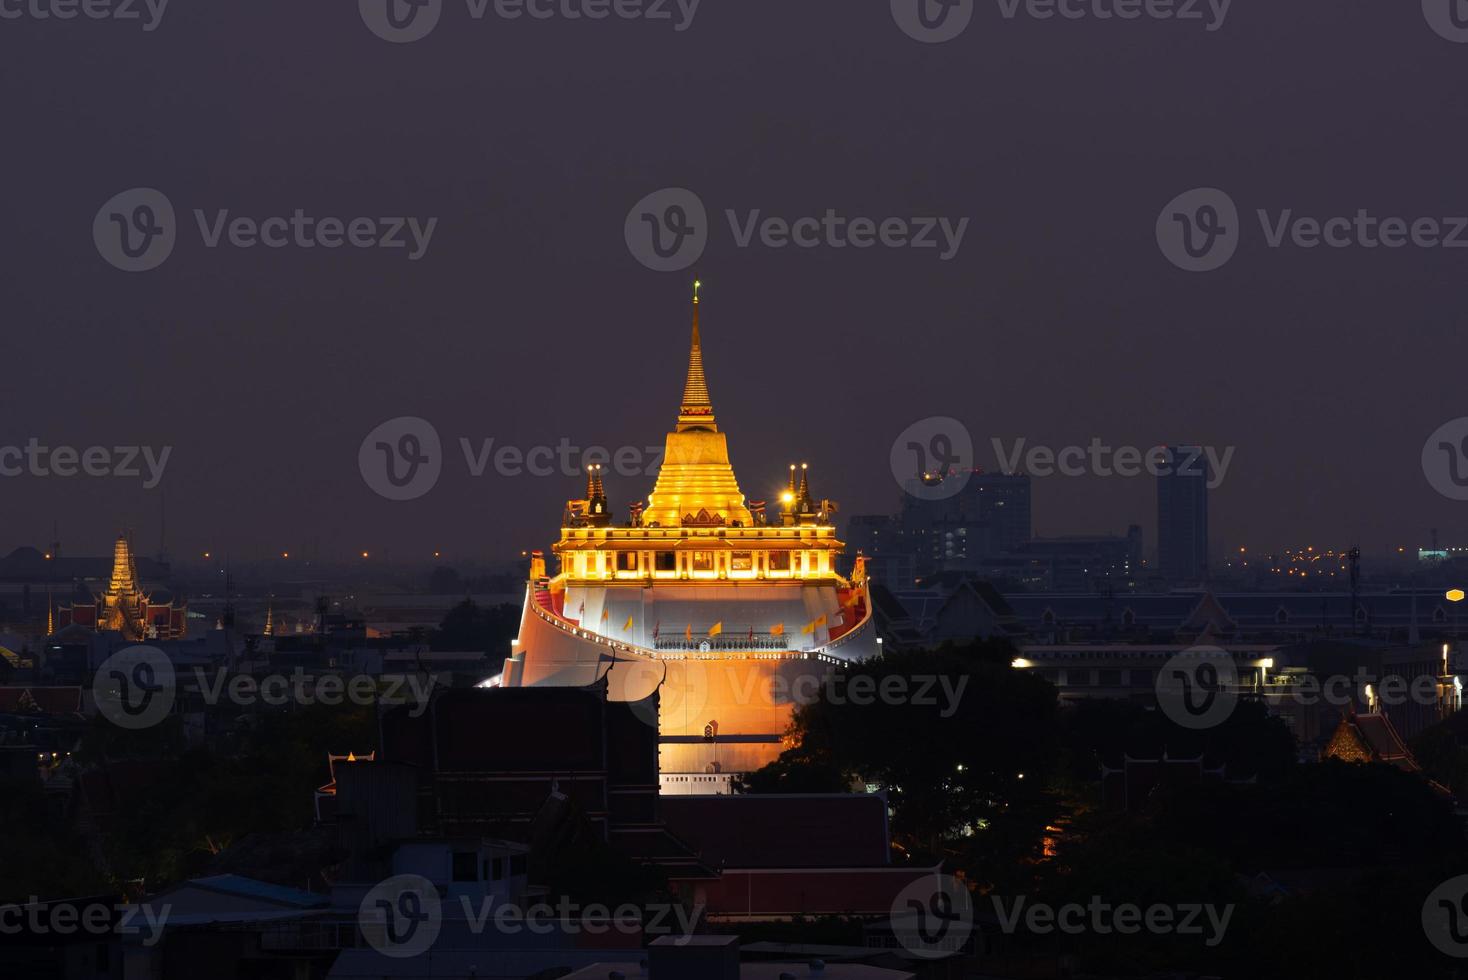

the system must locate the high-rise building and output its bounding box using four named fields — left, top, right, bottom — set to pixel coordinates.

left=847, top=471, right=1032, bottom=583
left=1157, top=445, right=1210, bottom=584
